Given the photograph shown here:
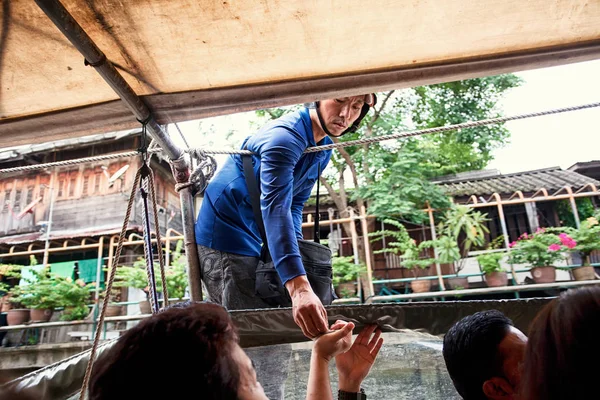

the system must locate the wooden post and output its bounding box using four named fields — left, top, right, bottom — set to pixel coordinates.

left=359, top=205, right=375, bottom=301
left=427, top=202, right=446, bottom=291
left=348, top=208, right=373, bottom=299
left=566, top=186, right=581, bottom=228
left=493, top=193, right=519, bottom=284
